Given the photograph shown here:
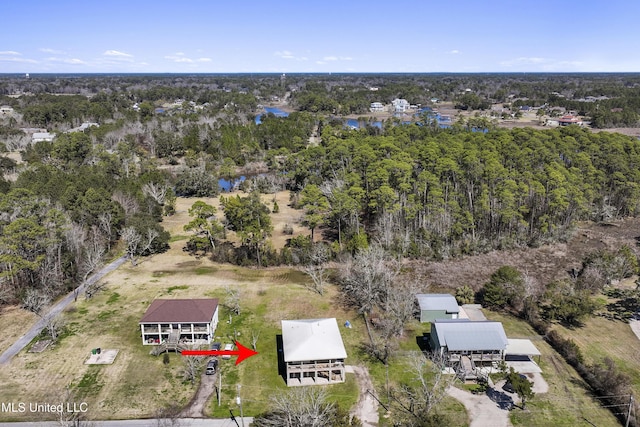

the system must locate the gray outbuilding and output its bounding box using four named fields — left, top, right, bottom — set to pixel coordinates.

left=416, top=293, right=460, bottom=322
